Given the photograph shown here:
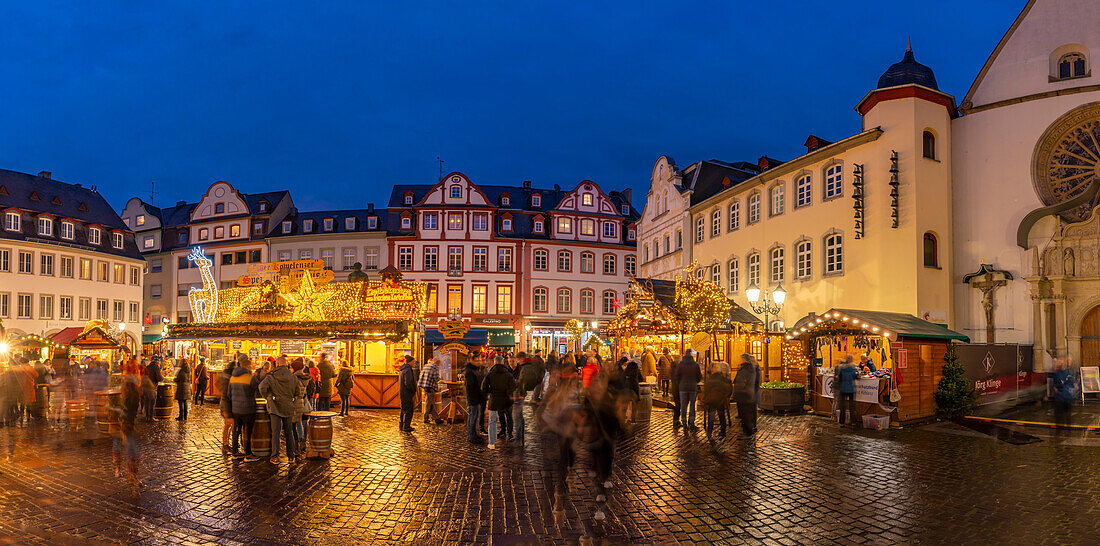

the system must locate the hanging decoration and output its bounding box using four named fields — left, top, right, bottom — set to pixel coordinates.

left=674, top=261, right=731, bottom=334
left=852, top=163, right=865, bottom=239
left=889, top=150, right=900, bottom=228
